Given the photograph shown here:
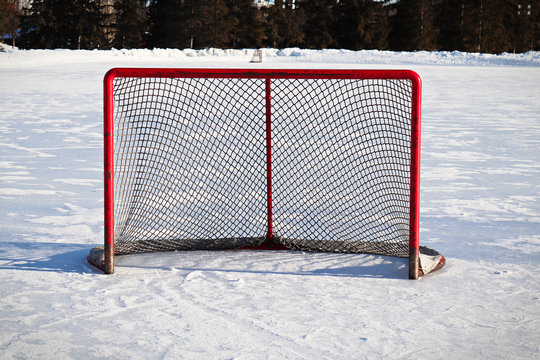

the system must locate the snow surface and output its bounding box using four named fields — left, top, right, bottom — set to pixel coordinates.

left=0, top=48, right=539, bottom=359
